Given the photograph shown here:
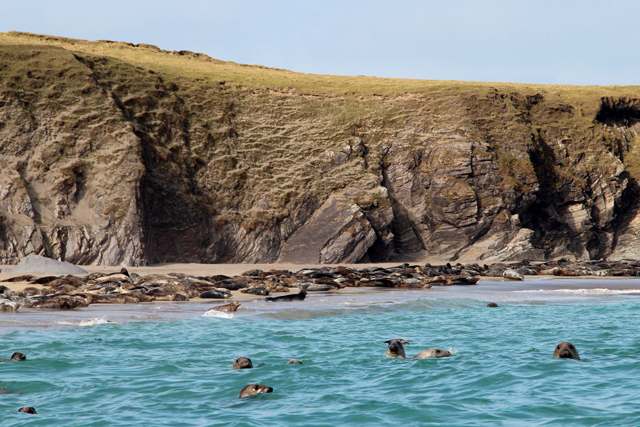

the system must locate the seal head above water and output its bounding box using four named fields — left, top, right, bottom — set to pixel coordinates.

left=18, top=407, right=37, bottom=414
left=554, top=342, right=580, bottom=360
left=232, top=357, right=253, bottom=370
left=239, top=383, right=273, bottom=398
left=384, top=339, right=452, bottom=359
left=384, top=339, right=409, bottom=358
left=0, top=352, right=26, bottom=362
left=287, top=359, right=303, bottom=365
left=11, top=352, right=26, bottom=361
